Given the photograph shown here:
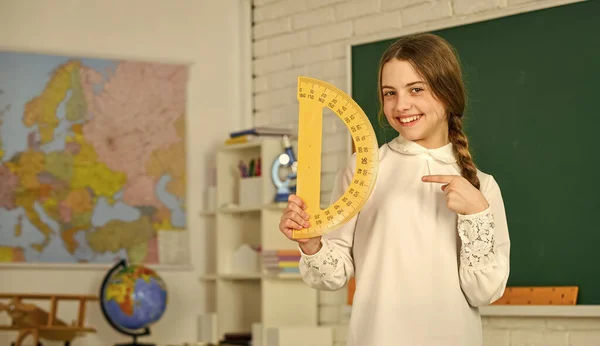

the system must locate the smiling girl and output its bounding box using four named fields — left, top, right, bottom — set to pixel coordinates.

left=279, top=32, right=510, bottom=346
